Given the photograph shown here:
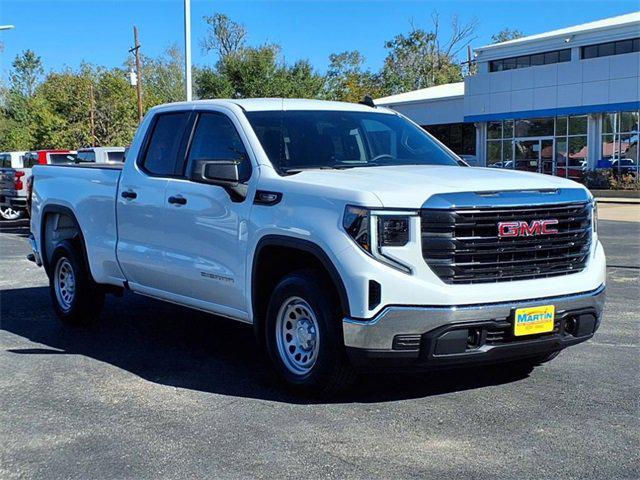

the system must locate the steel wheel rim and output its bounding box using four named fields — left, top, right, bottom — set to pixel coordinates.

left=54, top=257, right=76, bottom=312
left=0, top=207, right=20, bottom=220
left=275, top=296, right=320, bottom=376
